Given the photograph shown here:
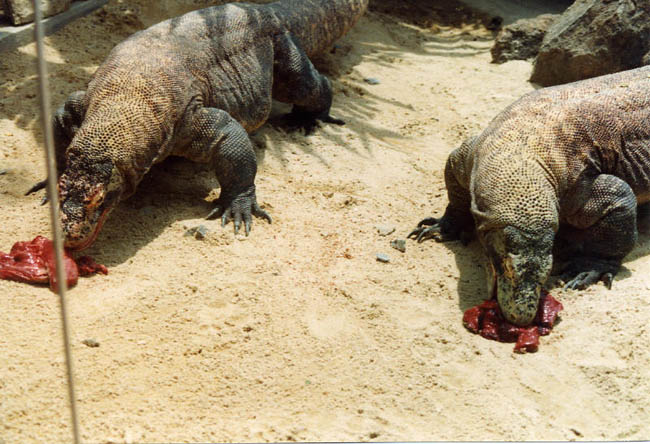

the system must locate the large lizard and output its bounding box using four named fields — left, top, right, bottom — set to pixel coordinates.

left=27, top=0, right=368, bottom=250
left=409, top=66, right=650, bottom=326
